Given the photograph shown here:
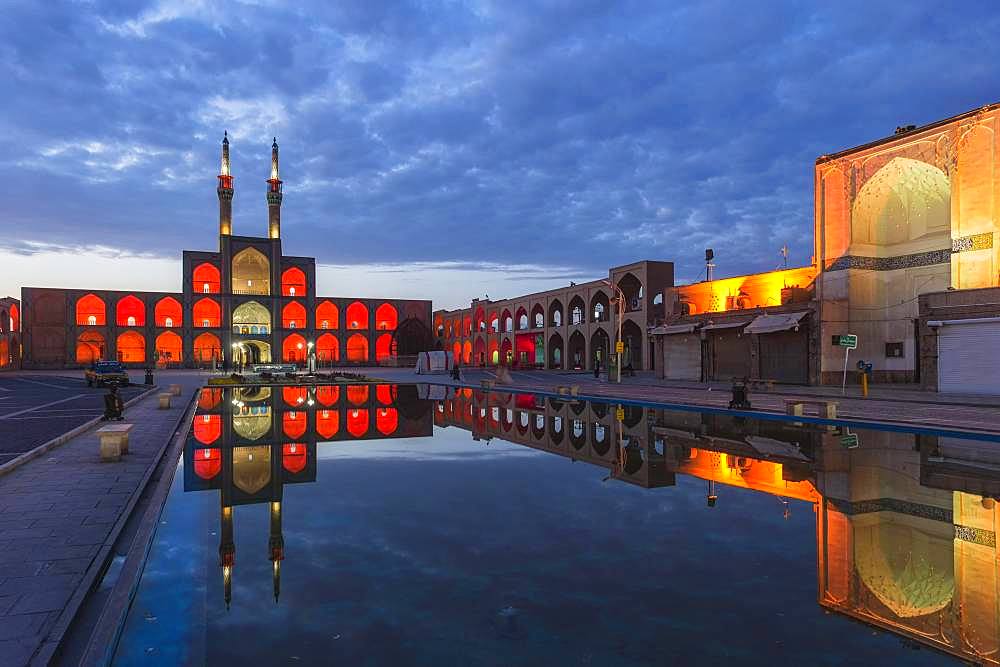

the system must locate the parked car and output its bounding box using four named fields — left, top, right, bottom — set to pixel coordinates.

left=85, top=361, right=130, bottom=387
